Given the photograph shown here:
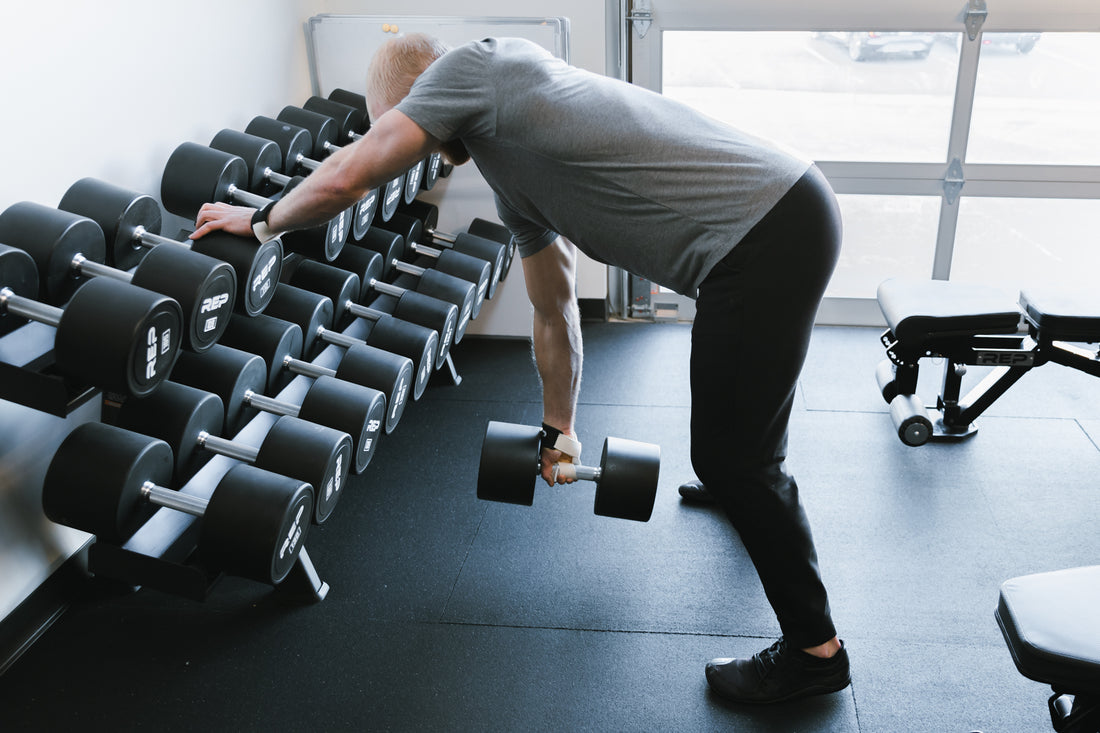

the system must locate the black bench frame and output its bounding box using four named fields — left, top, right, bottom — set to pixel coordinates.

left=877, top=288, right=1100, bottom=446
